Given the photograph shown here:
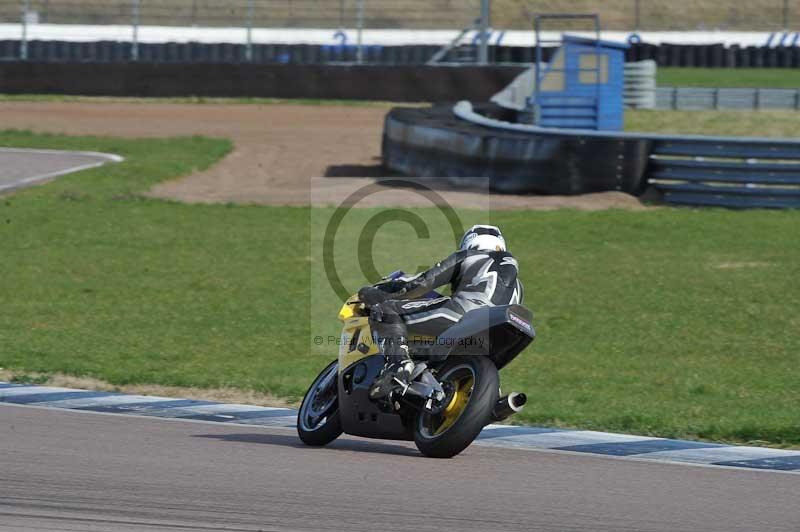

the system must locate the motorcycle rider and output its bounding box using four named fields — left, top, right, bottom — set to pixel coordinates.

left=358, top=225, right=523, bottom=399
